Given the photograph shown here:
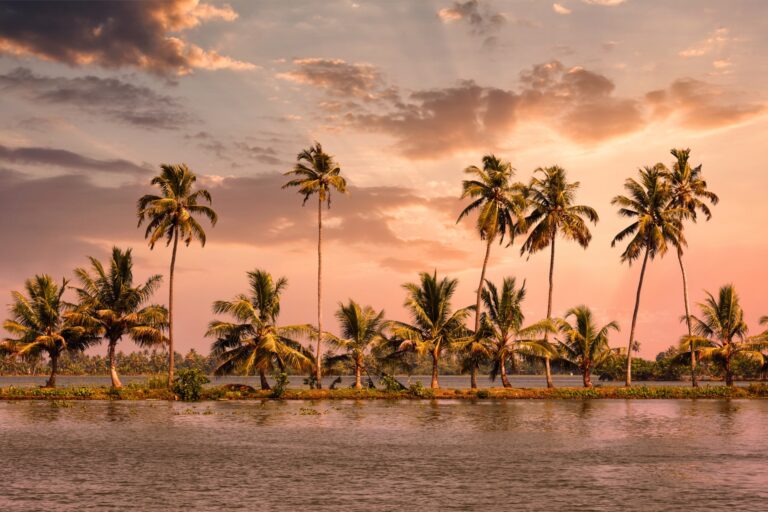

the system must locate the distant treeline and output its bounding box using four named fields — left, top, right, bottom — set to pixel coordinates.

left=2, top=347, right=765, bottom=382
